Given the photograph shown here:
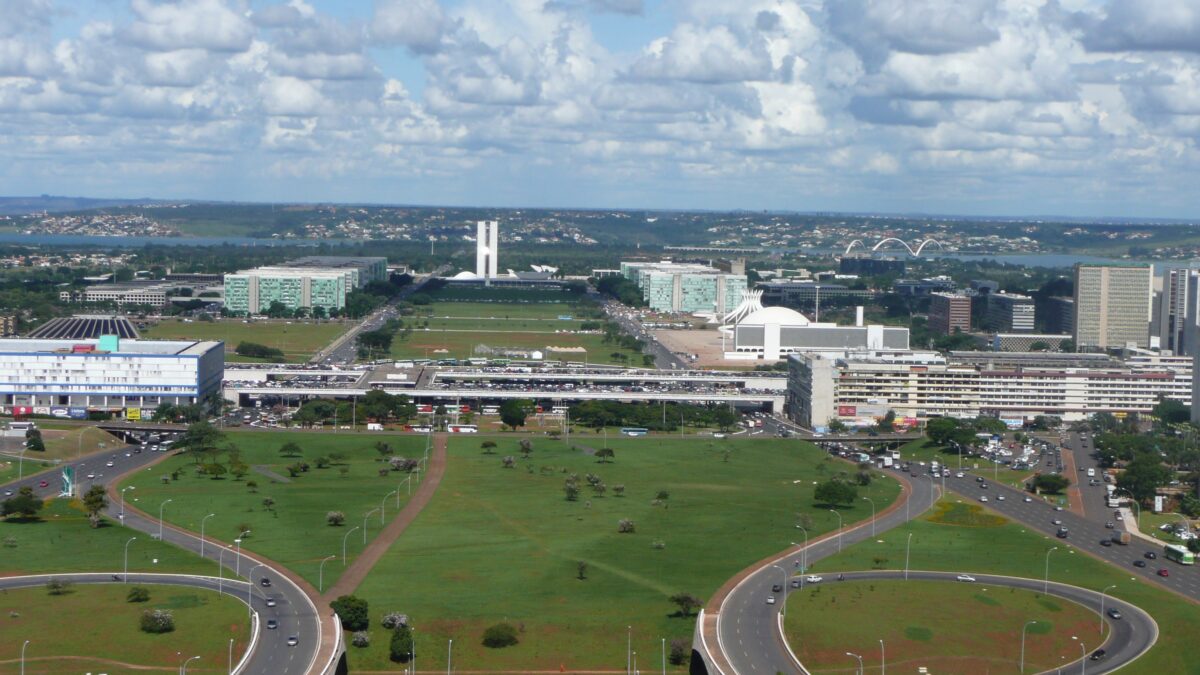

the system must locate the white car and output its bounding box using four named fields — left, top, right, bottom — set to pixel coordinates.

left=956, top=472, right=964, bottom=478
left=805, top=575, right=823, bottom=583
left=979, top=496, right=988, bottom=502
left=1024, top=497, right=1032, bottom=503
left=956, top=574, right=976, bottom=582
left=997, top=495, right=1006, bottom=501
left=766, top=596, right=775, bottom=605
